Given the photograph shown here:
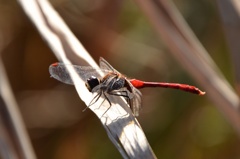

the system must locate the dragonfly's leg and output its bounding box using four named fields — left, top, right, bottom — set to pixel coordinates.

left=95, top=92, right=108, bottom=110
left=82, top=91, right=102, bottom=112
left=93, top=91, right=111, bottom=111
left=101, top=106, right=111, bottom=118
left=103, top=92, right=112, bottom=106
left=108, top=90, right=132, bottom=105
left=98, top=92, right=113, bottom=118
left=108, top=89, right=130, bottom=97
left=107, top=90, right=133, bottom=115
left=90, top=91, right=102, bottom=106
